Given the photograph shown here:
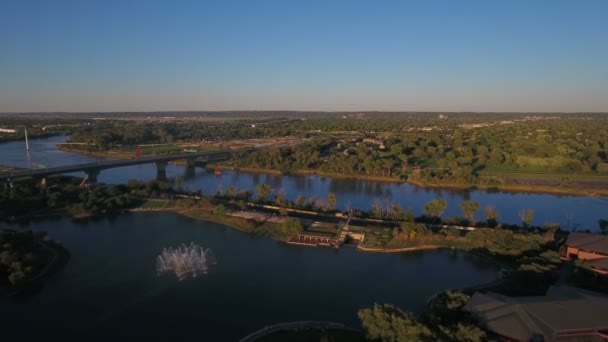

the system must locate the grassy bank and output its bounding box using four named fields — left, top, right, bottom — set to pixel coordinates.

left=217, top=163, right=608, bottom=196
left=294, top=170, right=402, bottom=183
left=58, top=146, right=608, bottom=196
left=58, top=144, right=218, bottom=160
left=406, top=177, right=608, bottom=196
left=57, top=146, right=134, bottom=159
left=212, top=165, right=284, bottom=175
left=178, top=209, right=257, bottom=233
left=134, top=200, right=295, bottom=242
left=479, top=170, right=608, bottom=181
left=180, top=209, right=298, bottom=242
left=214, top=164, right=405, bottom=182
